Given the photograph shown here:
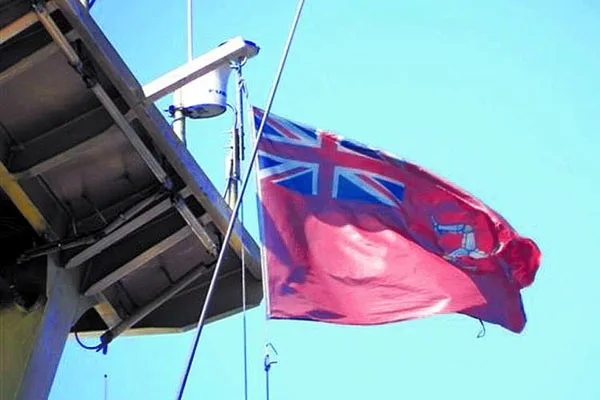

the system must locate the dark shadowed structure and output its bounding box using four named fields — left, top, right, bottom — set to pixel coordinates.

left=0, top=1, right=262, bottom=399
